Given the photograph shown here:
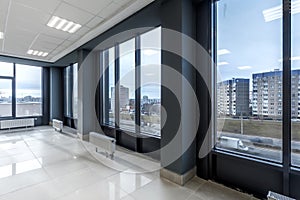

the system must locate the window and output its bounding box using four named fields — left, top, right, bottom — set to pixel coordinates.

left=16, top=64, right=42, bottom=117
left=100, top=29, right=161, bottom=136
left=0, top=79, right=12, bottom=117
left=119, top=38, right=136, bottom=131
left=140, top=27, right=161, bottom=136
left=0, top=62, right=13, bottom=77
left=102, top=47, right=115, bottom=126
left=215, top=0, right=282, bottom=162
left=291, top=0, right=300, bottom=166
left=64, top=63, right=78, bottom=119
